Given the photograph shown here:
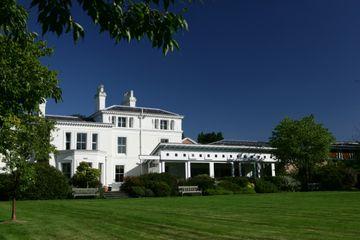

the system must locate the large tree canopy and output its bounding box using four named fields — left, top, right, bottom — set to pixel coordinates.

left=269, top=115, right=335, bottom=189
left=1, top=0, right=193, bottom=54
